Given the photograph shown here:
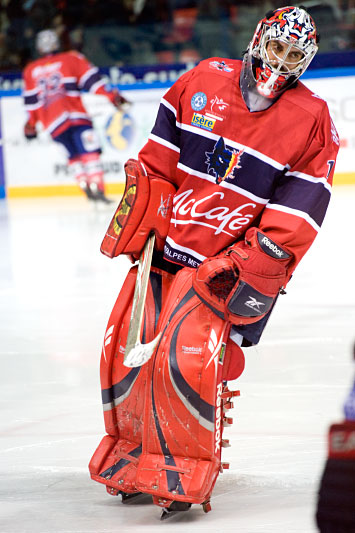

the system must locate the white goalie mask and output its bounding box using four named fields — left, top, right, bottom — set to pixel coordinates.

left=246, top=6, right=319, bottom=99
left=35, top=29, right=60, bottom=55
